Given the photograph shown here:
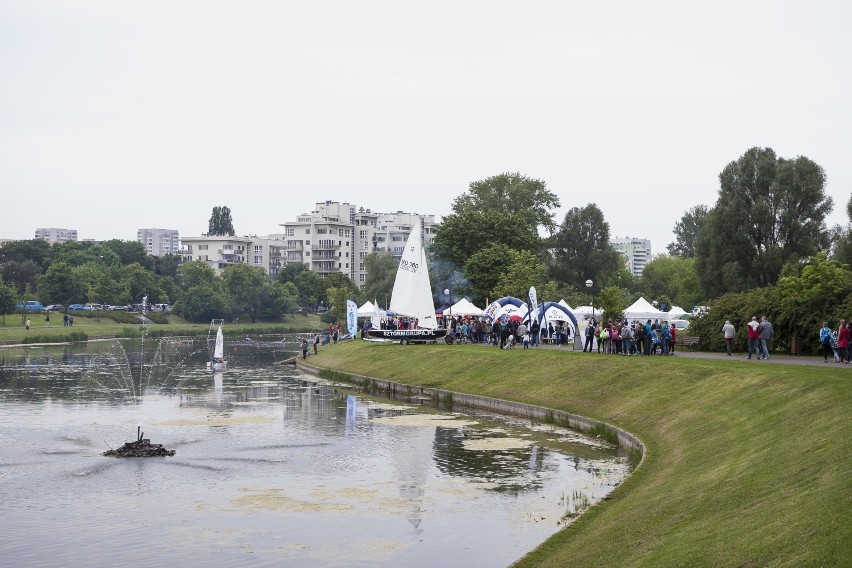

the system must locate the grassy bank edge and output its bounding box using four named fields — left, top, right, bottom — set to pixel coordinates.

left=305, top=340, right=851, bottom=568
